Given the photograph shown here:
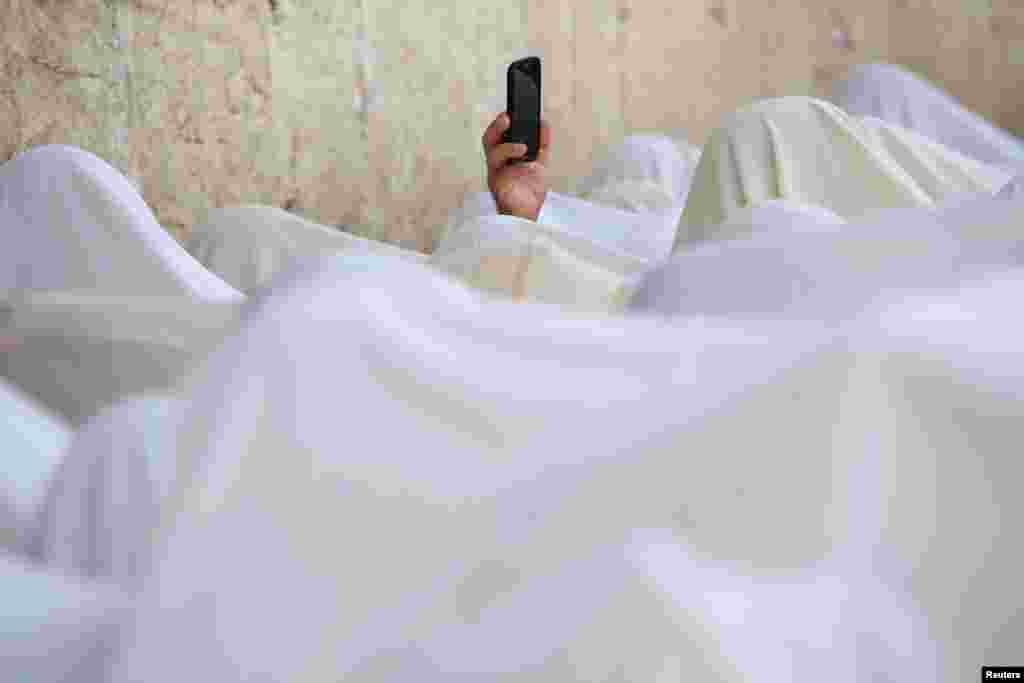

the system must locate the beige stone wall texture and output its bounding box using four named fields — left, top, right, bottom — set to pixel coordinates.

left=1, top=0, right=1022, bottom=251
